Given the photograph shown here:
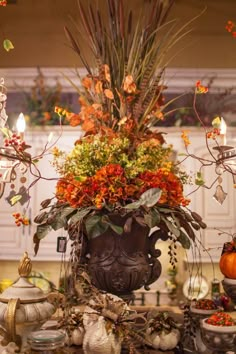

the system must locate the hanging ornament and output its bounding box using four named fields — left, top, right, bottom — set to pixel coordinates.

left=213, top=176, right=227, bottom=205
left=5, top=189, right=17, bottom=205
left=57, top=236, right=67, bottom=253
left=18, top=185, right=30, bottom=205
